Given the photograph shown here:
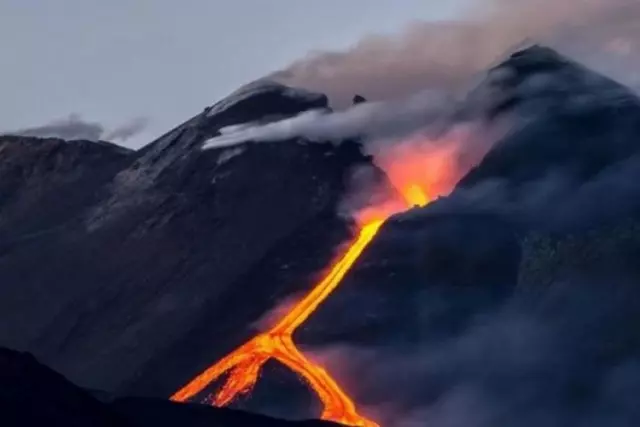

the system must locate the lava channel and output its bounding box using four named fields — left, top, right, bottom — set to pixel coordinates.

left=172, top=188, right=429, bottom=427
